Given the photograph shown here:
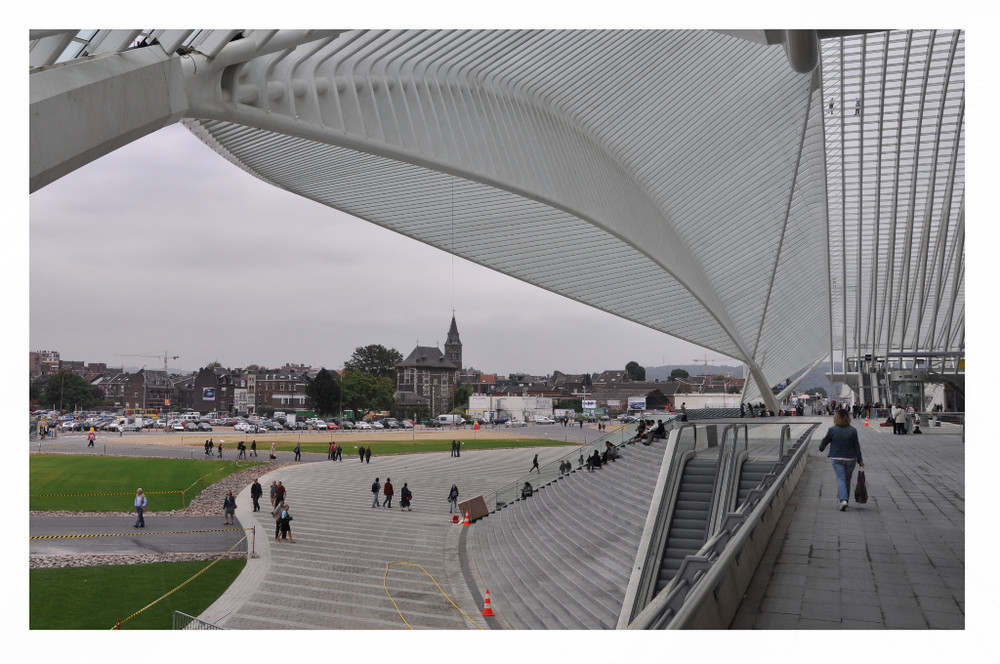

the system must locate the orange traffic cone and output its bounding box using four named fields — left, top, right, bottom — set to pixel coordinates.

left=481, top=589, right=496, bottom=617
left=463, top=510, right=471, bottom=526
left=865, top=417, right=869, bottom=427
